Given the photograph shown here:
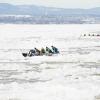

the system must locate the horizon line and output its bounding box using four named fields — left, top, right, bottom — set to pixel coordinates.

left=0, top=3, right=100, bottom=9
